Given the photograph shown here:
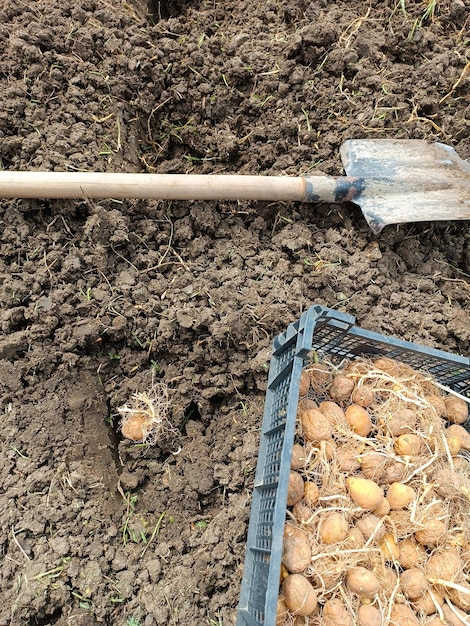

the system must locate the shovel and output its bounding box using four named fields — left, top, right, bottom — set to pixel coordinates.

left=1, top=139, right=468, bottom=234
